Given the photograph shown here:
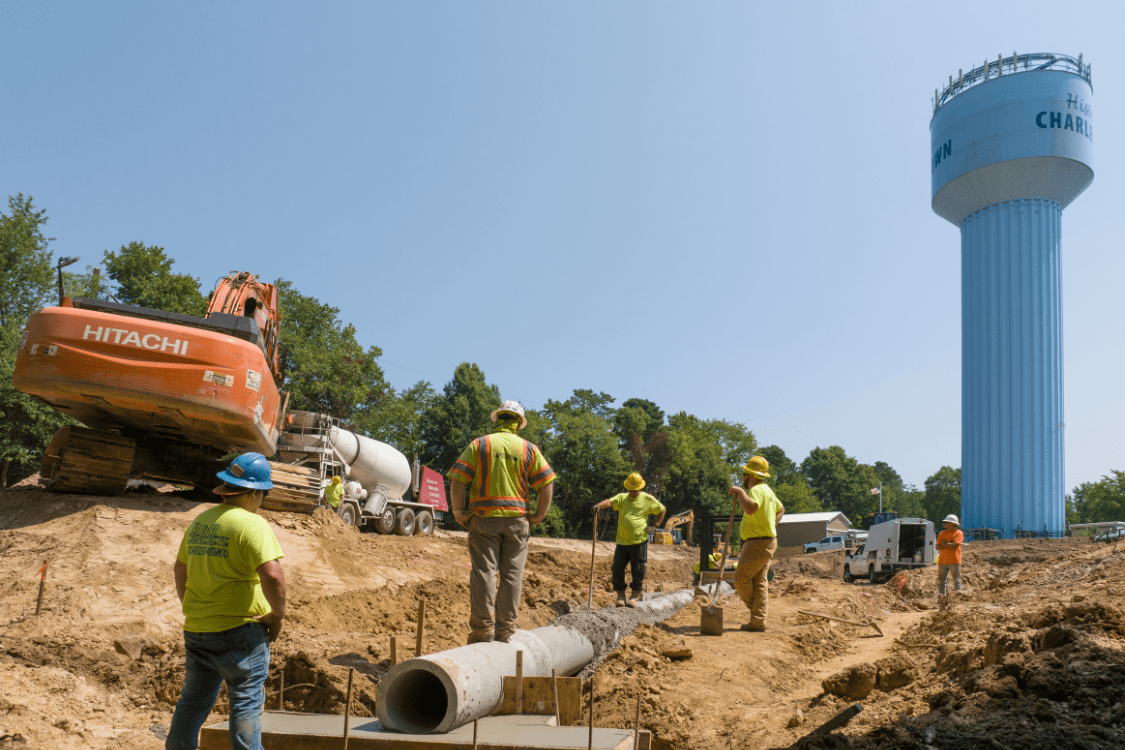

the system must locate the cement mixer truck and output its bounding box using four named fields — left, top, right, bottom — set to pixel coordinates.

left=277, top=411, right=446, bottom=535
